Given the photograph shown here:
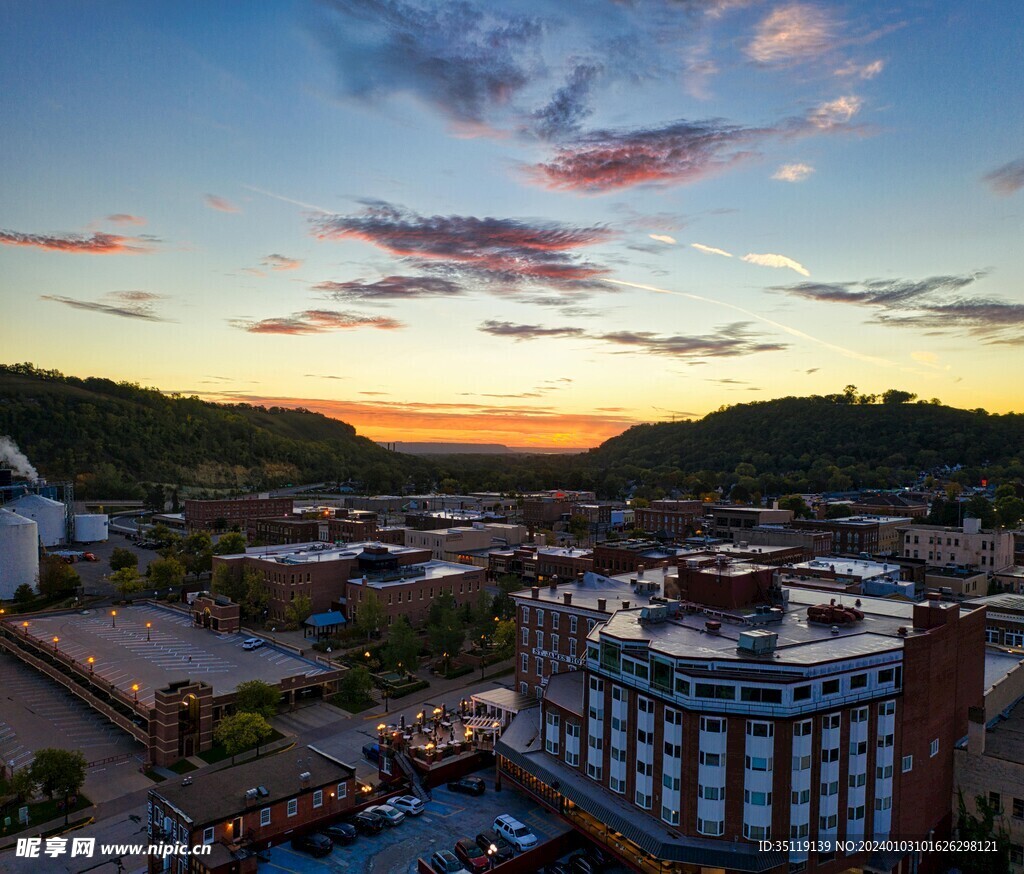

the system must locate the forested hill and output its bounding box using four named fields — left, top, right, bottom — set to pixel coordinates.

left=0, top=364, right=430, bottom=498
left=576, top=393, right=1024, bottom=497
